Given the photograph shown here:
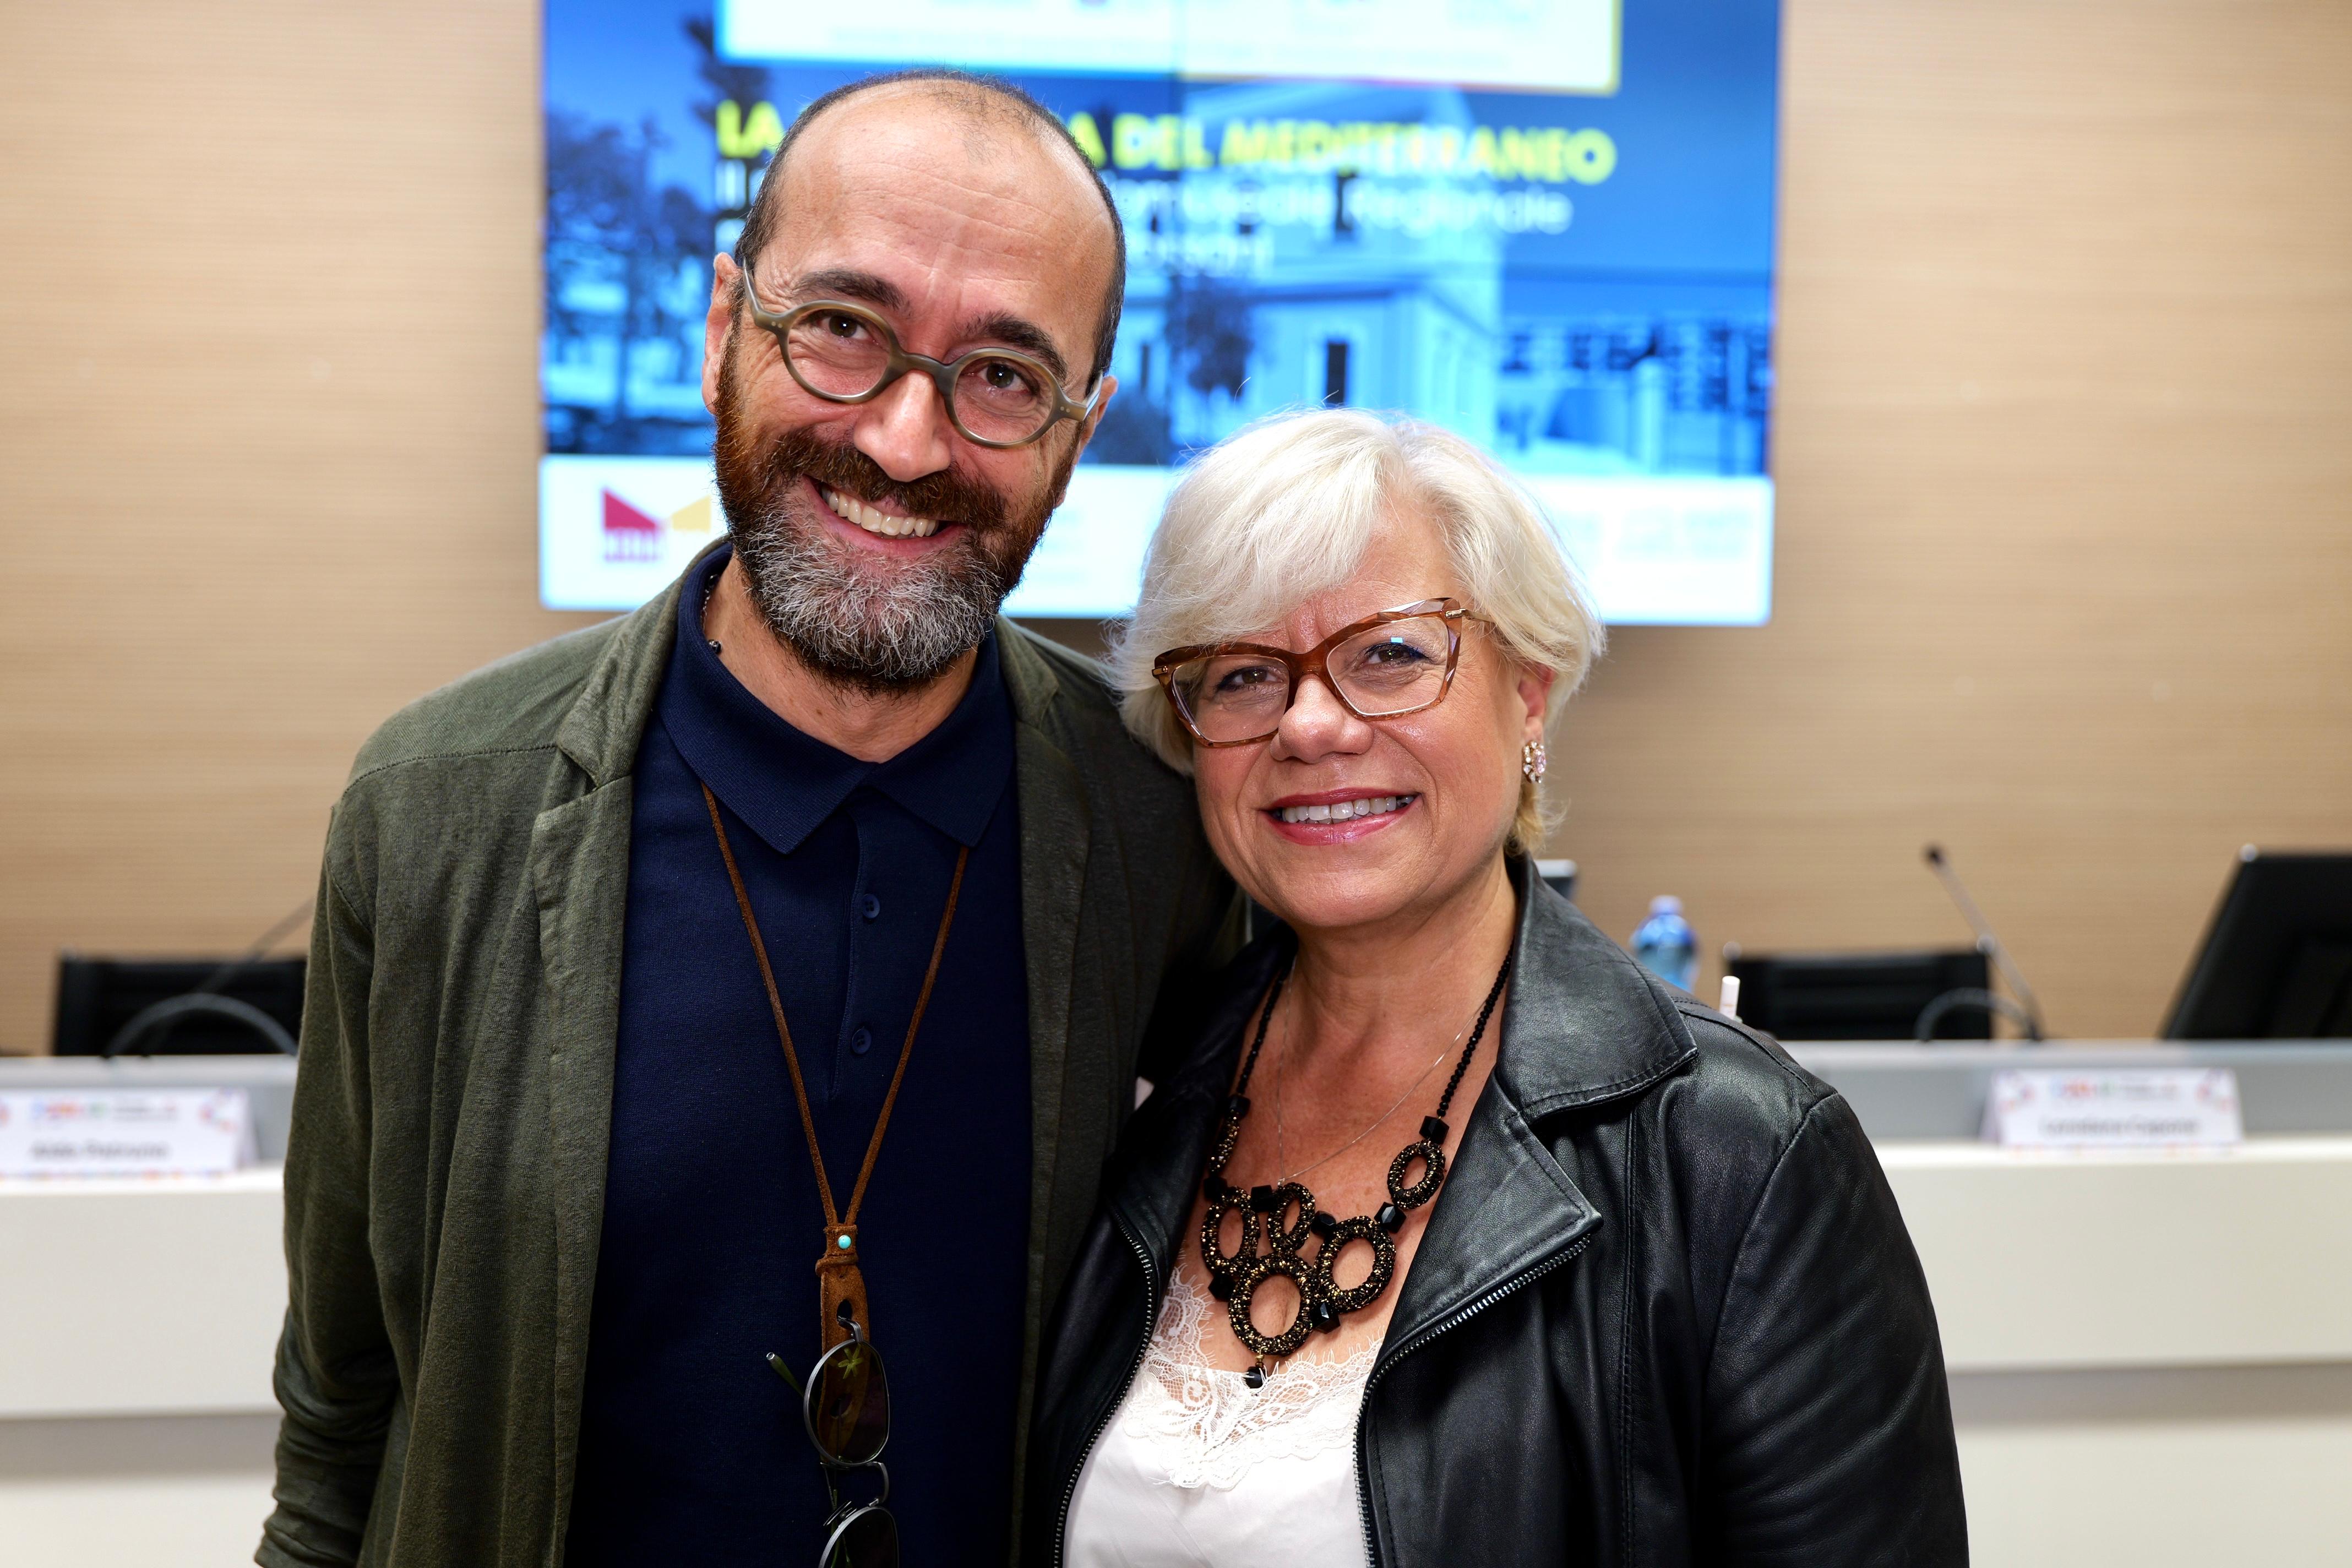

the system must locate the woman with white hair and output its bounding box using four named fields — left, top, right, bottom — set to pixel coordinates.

left=1025, top=410, right=1966, bottom=1566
